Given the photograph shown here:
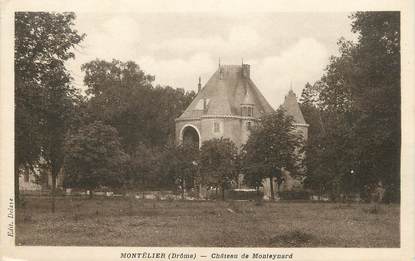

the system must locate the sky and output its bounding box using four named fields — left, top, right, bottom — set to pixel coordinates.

left=67, top=12, right=356, bottom=107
